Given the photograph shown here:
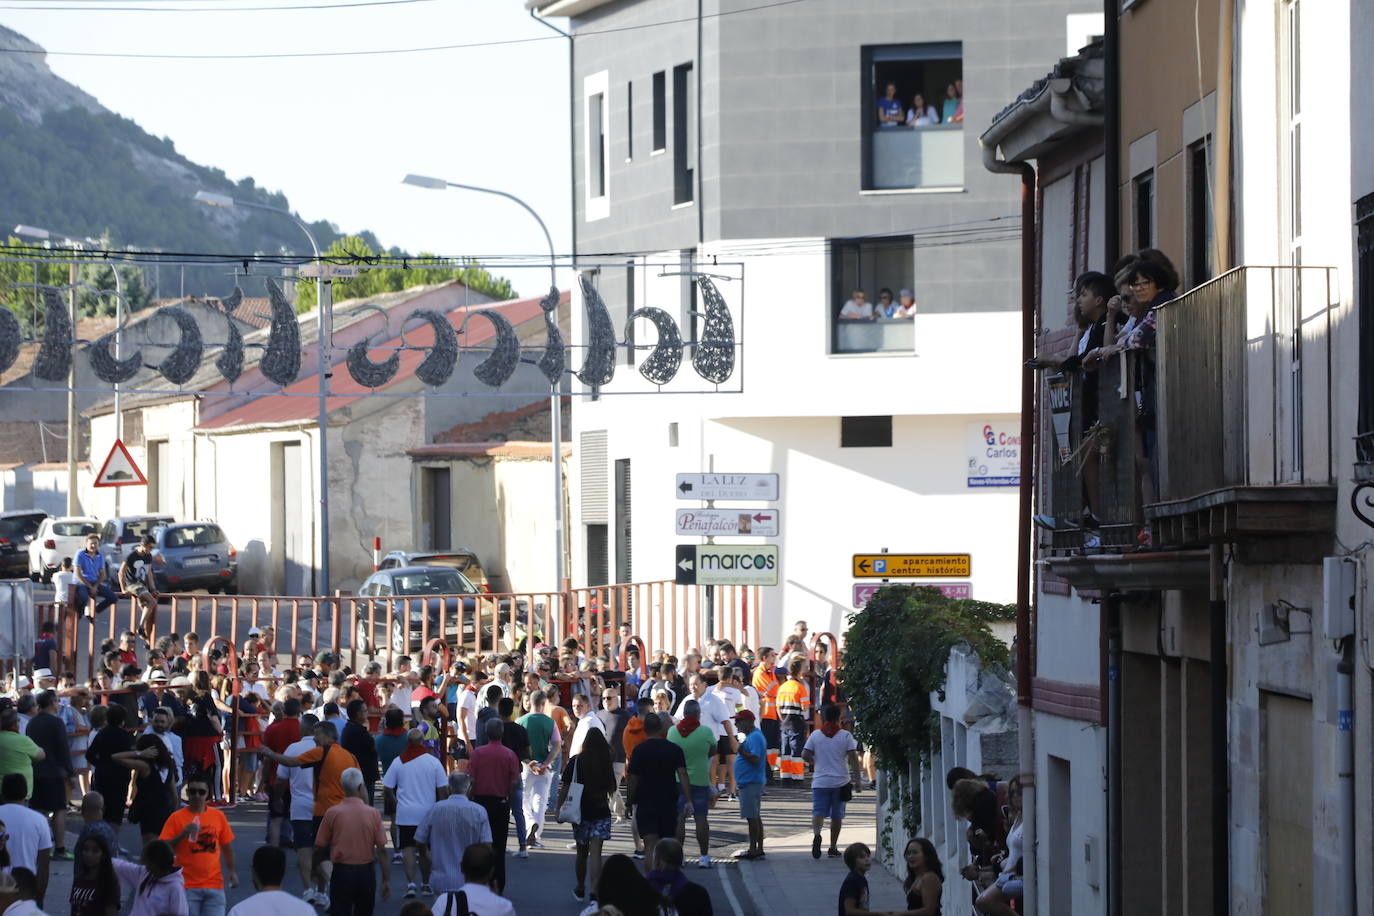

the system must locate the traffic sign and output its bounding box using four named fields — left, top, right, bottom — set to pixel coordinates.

left=675, top=508, right=779, bottom=537
left=852, top=554, right=971, bottom=578
left=675, top=544, right=779, bottom=586
left=675, top=473, right=779, bottom=501
left=93, top=439, right=147, bottom=488
left=853, top=582, right=972, bottom=607
left=297, top=263, right=365, bottom=279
